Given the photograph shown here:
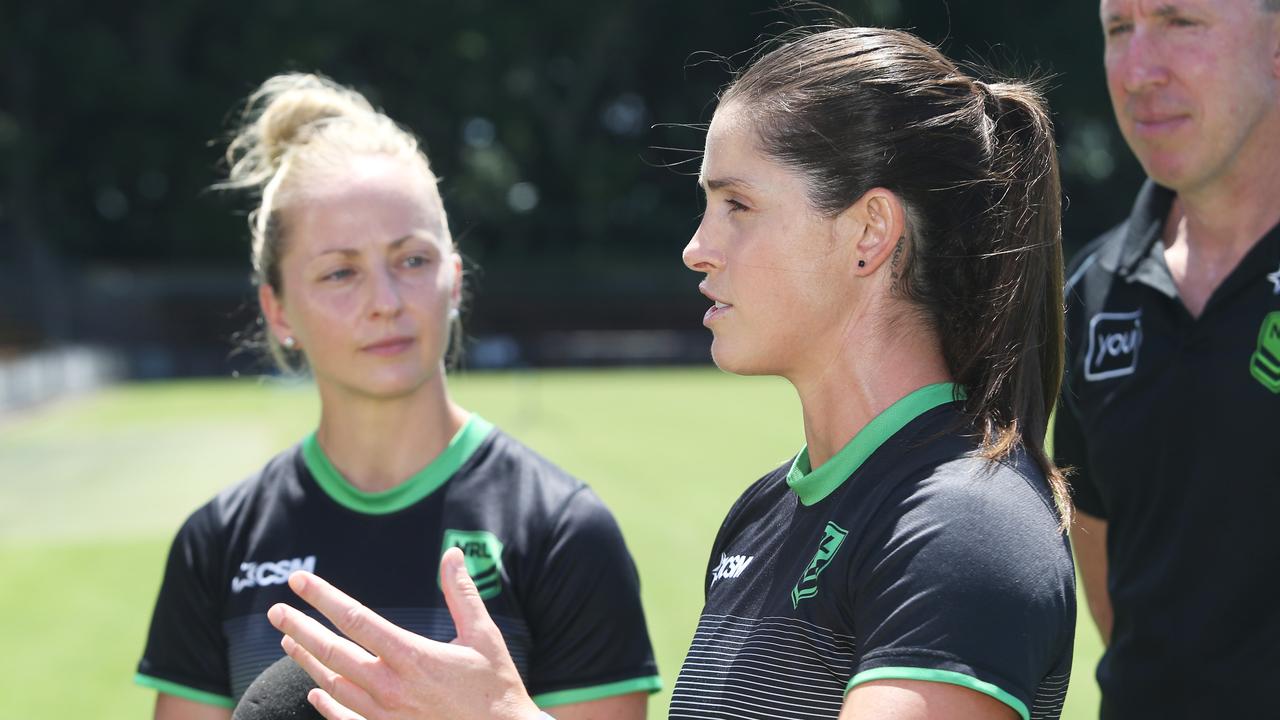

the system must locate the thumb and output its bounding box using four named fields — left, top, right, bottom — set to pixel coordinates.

left=440, top=546, right=502, bottom=652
